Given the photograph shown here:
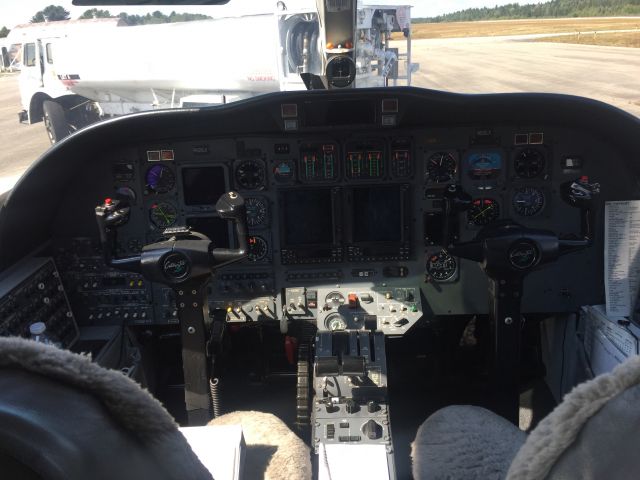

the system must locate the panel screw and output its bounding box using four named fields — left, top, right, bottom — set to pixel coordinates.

left=178, top=290, right=184, bottom=296
left=193, top=302, right=198, bottom=308
left=187, top=326, right=196, bottom=334
left=192, top=289, right=197, bottom=295
left=505, top=317, right=513, bottom=325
